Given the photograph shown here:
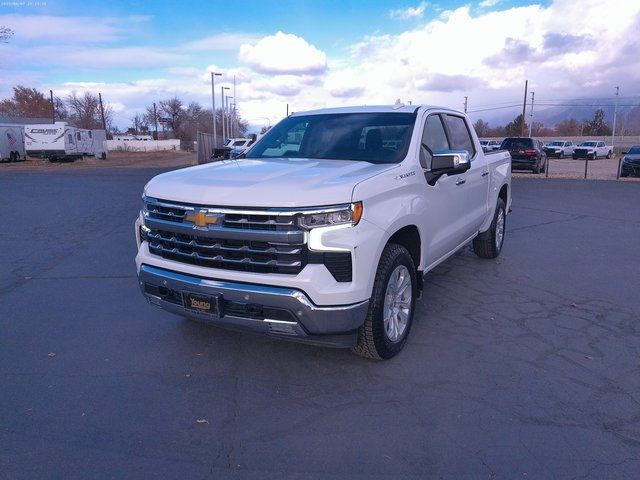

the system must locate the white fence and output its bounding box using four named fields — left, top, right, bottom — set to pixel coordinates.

left=106, top=139, right=180, bottom=152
